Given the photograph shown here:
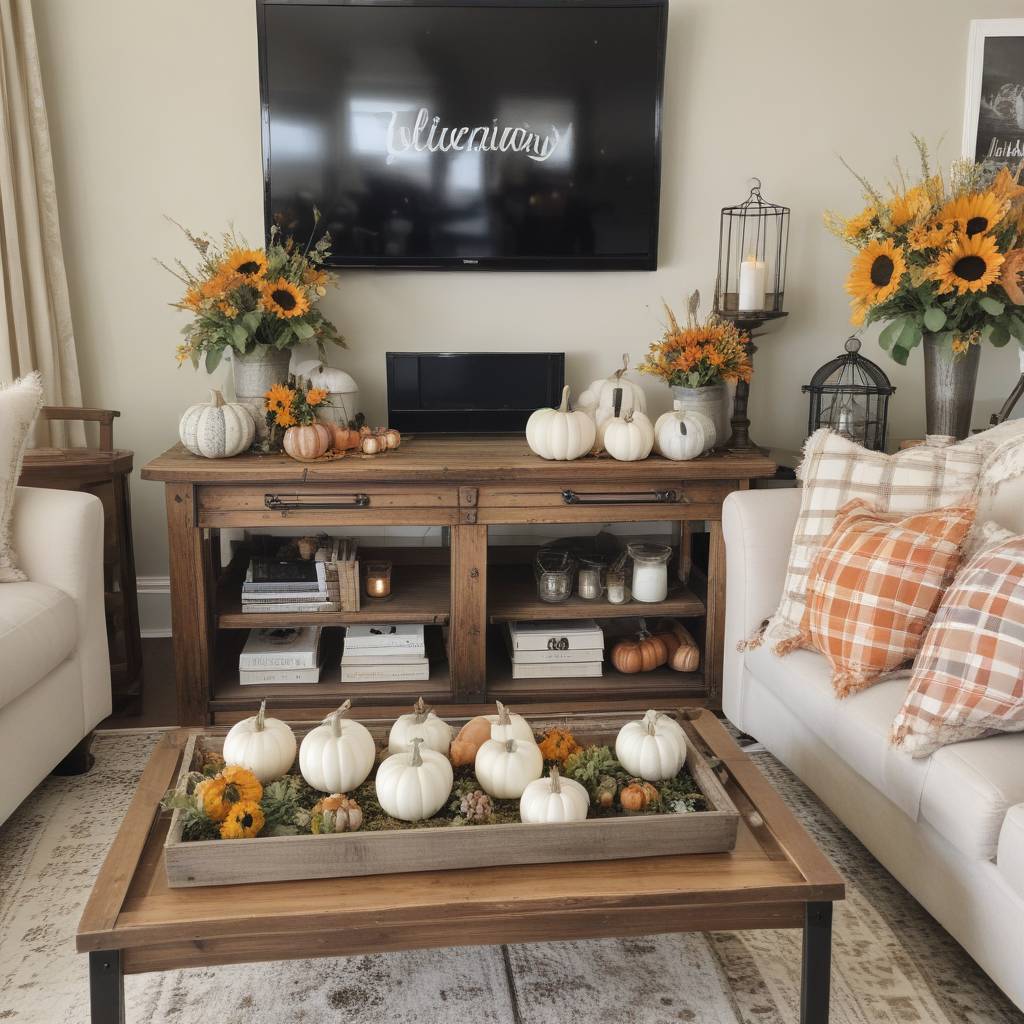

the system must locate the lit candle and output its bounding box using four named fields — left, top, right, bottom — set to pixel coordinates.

left=738, top=255, right=767, bottom=312
left=365, top=562, right=392, bottom=599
